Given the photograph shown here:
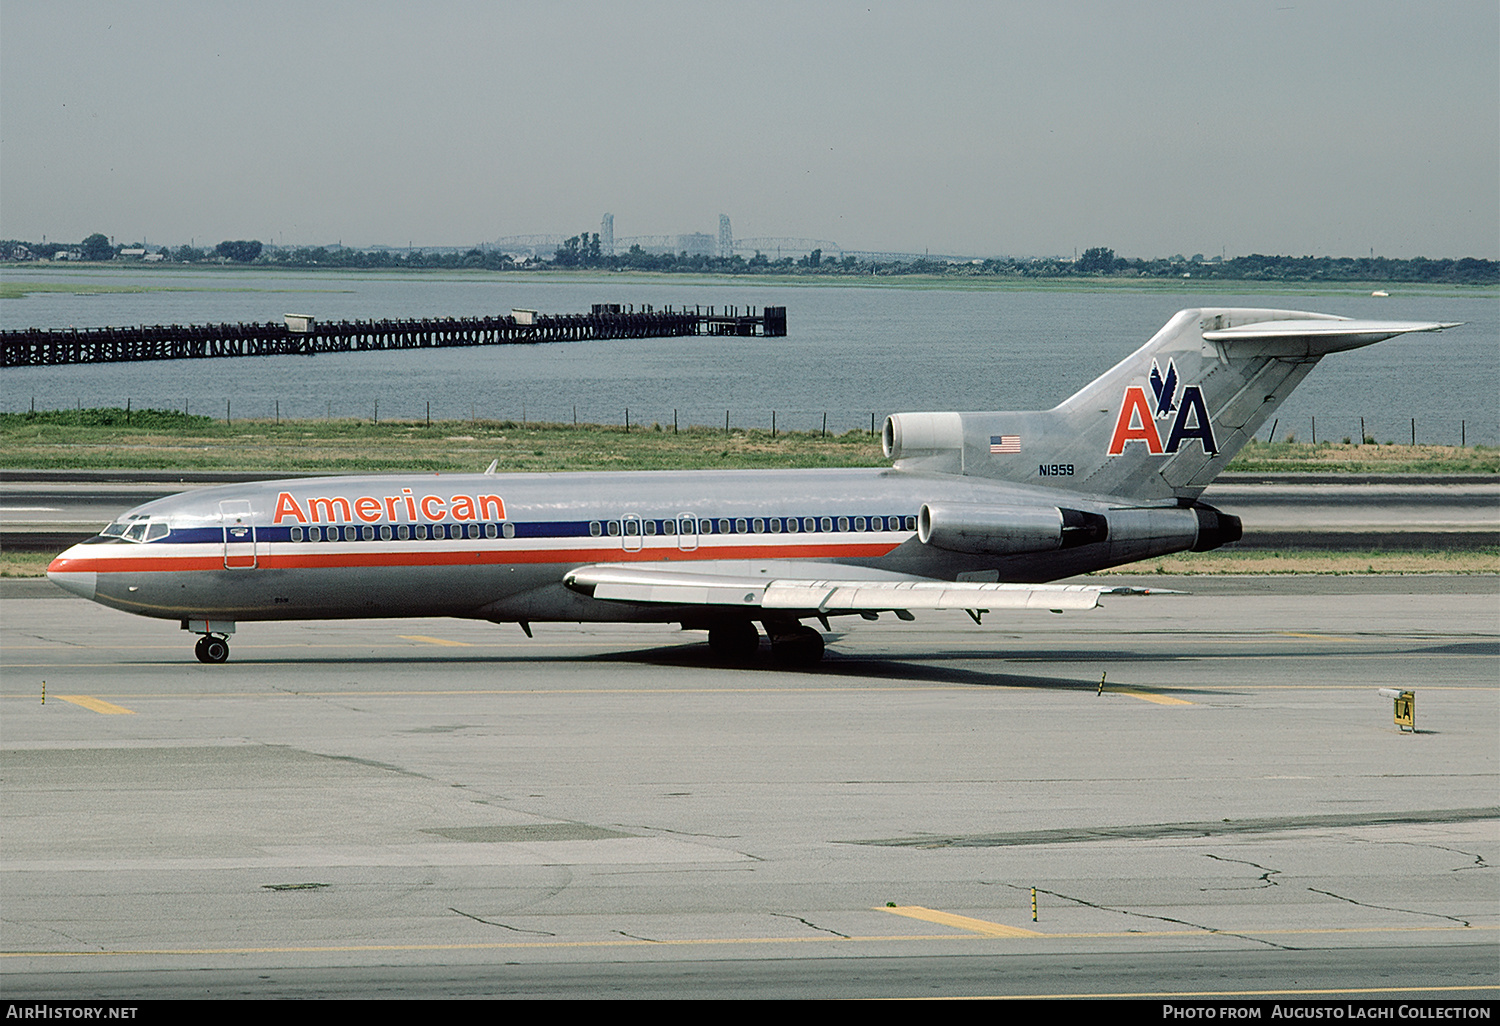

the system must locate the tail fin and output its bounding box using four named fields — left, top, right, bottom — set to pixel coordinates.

left=883, top=308, right=1457, bottom=502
